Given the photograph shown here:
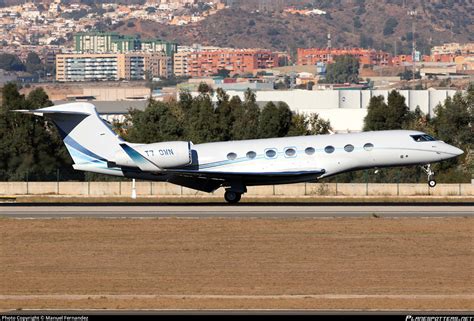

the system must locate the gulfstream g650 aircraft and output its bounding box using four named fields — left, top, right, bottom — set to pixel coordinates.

left=17, top=102, right=463, bottom=203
